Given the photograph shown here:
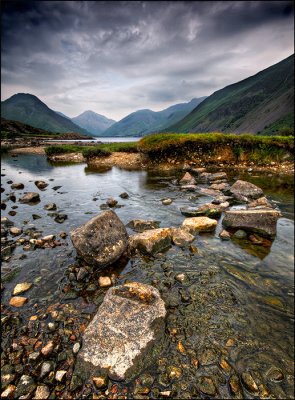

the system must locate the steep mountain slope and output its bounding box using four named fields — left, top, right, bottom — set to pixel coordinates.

left=1, top=117, right=55, bottom=136
left=71, top=110, right=116, bottom=135
left=1, top=93, right=91, bottom=135
left=167, top=54, right=294, bottom=134
left=102, top=97, right=206, bottom=137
